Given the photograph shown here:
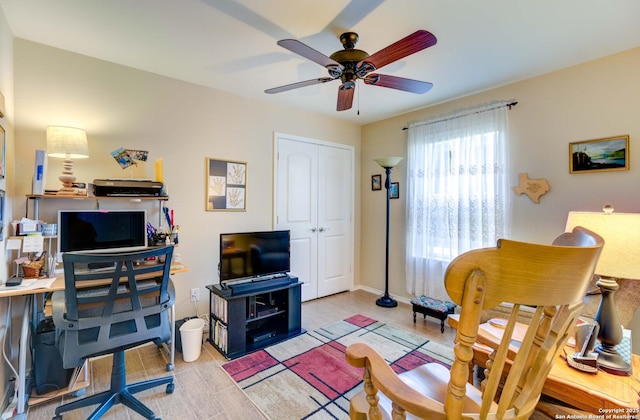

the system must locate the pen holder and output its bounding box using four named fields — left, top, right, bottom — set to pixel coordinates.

left=22, top=260, right=44, bottom=278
